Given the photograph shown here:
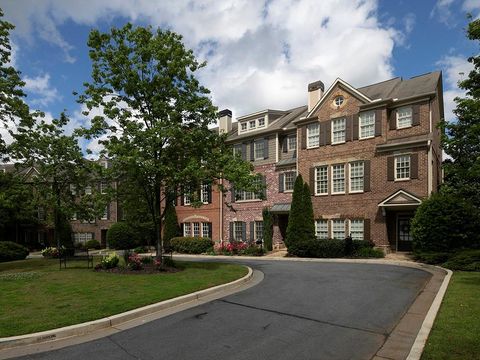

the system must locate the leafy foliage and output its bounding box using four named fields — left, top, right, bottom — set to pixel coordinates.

left=163, top=197, right=179, bottom=252
left=170, top=237, right=212, bottom=254
left=262, top=207, right=273, bottom=251
left=288, top=238, right=379, bottom=258
left=0, top=241, right=29, bottom=262
left=106, top=222, right=137, bottom=250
